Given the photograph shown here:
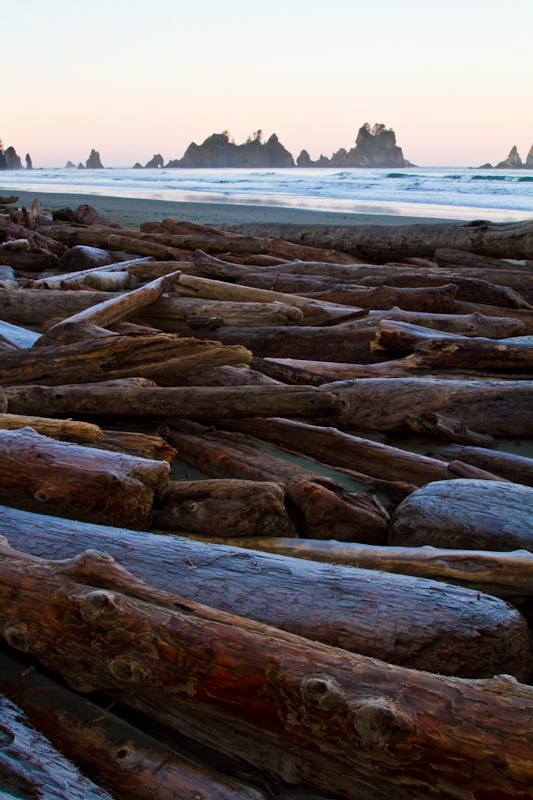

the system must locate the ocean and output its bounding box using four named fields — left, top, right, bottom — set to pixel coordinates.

left=1, top=166, right=532, bottom=222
